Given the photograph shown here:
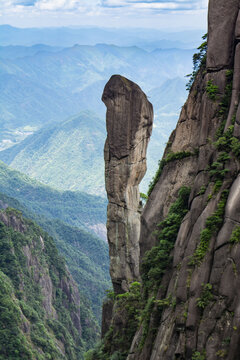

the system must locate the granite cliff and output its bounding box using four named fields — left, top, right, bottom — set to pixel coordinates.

left=86, top=1, right=240, bottom=360
left=102, top=75, right=153, bottom=294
